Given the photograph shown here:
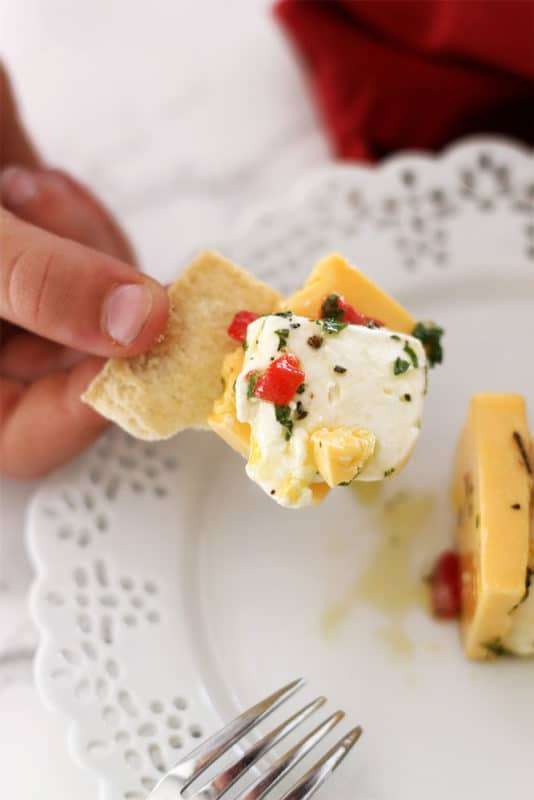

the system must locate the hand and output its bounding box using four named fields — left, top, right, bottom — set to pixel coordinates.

left=0, top=65, right=169, bottom=478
